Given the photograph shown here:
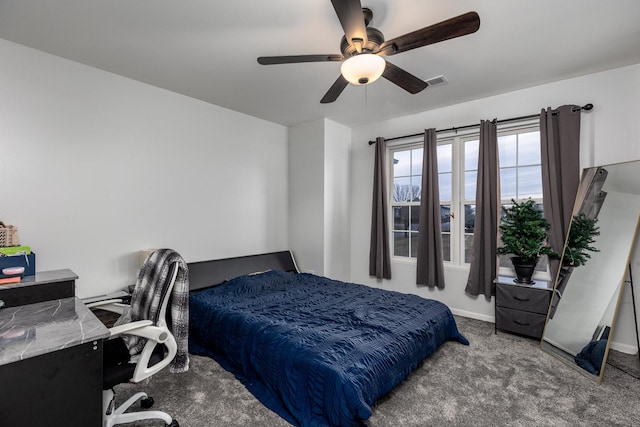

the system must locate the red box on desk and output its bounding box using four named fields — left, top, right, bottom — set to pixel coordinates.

left=0, top=253, right=36, bottom=277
